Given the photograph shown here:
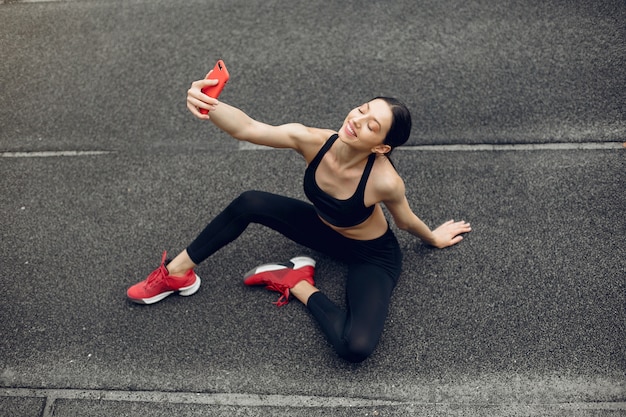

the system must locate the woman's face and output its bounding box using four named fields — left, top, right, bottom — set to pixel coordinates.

left=338, top=99, right=393, bottom=150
